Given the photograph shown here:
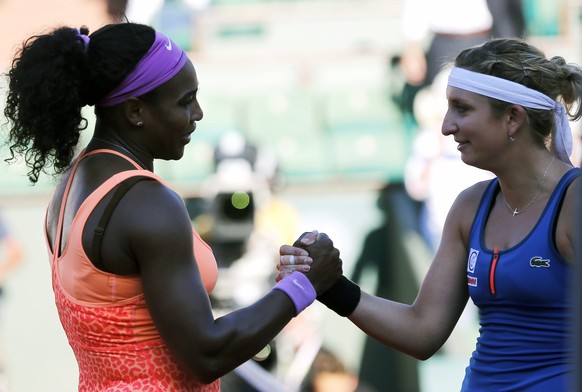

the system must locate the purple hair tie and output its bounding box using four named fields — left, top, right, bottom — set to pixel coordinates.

left=97, top=31, right=188, bottom=107
left=272, top=271, right=316, bottom=315
left=75, top=28, right=90, bottom=52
